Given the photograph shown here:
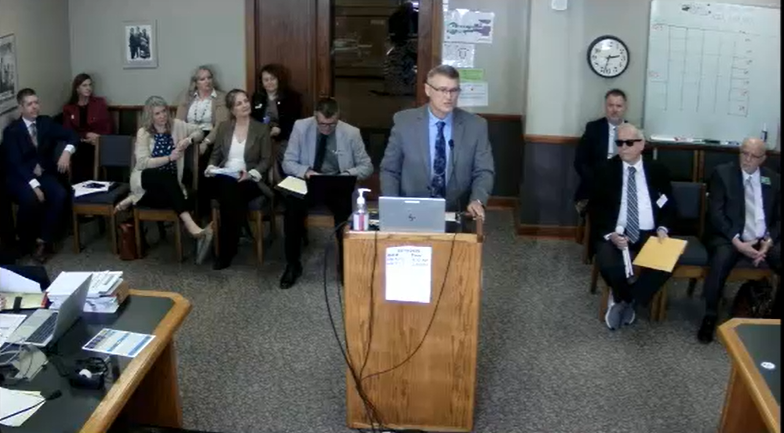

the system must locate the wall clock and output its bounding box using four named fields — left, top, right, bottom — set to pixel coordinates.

left=587, top=35, right=629, bottom=78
